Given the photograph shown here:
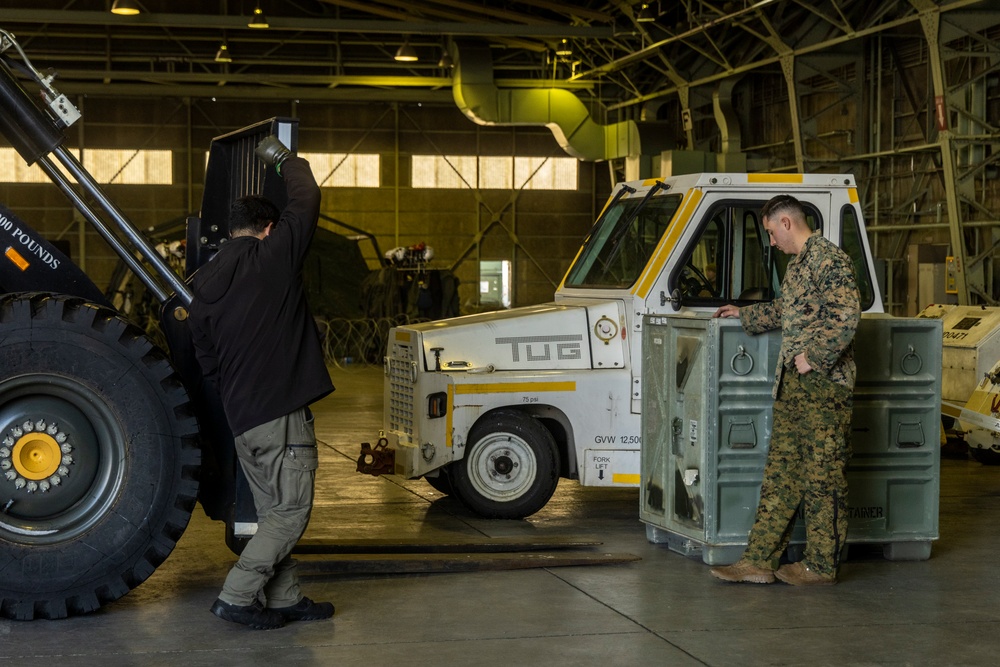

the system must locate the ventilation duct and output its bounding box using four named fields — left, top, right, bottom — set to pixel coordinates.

left=452, top=41, right=639, bottom=162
